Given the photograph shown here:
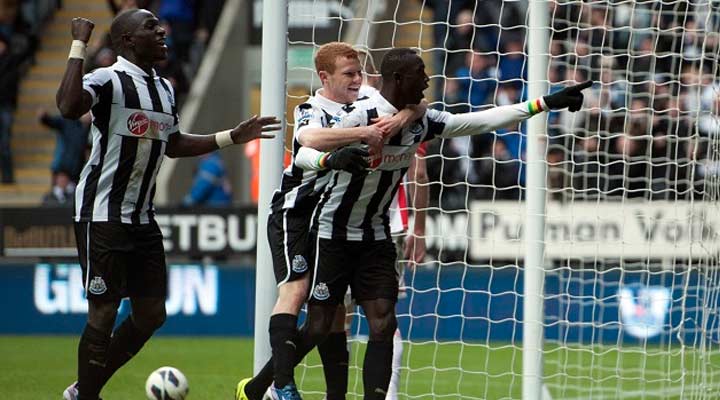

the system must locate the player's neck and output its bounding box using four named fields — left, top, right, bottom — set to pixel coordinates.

left=380, top=86, right=406, bottom=111
left=121, top=53, right=154, bottom=76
